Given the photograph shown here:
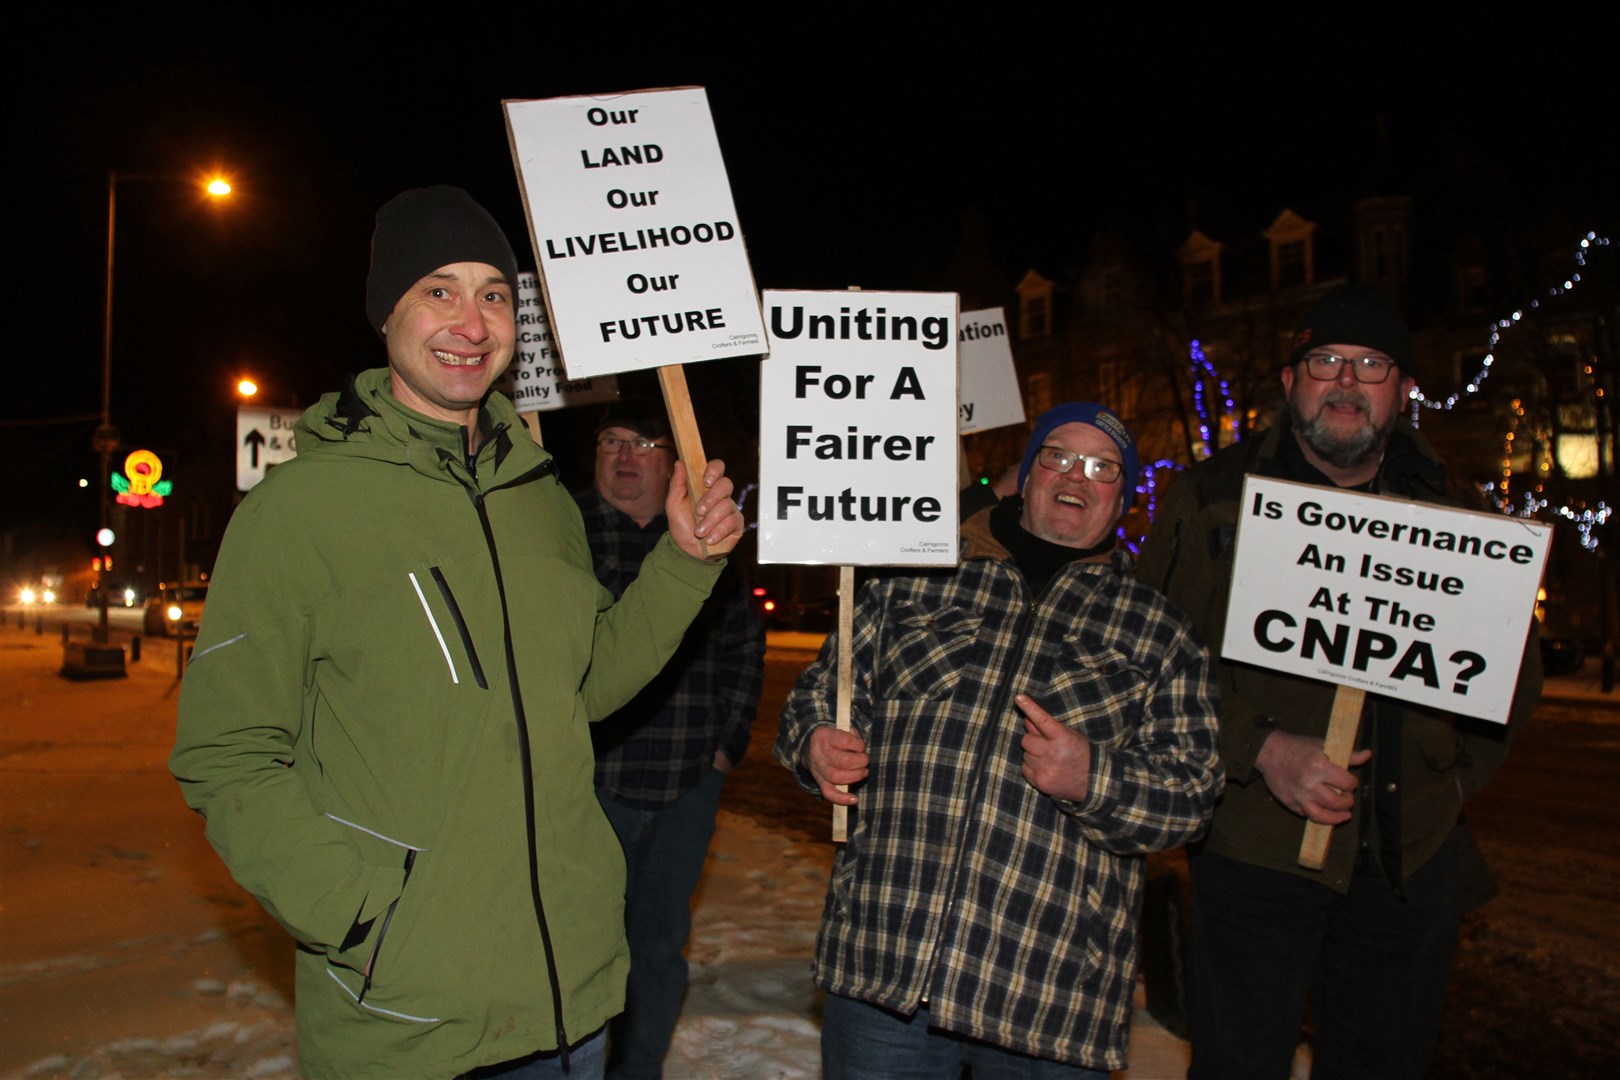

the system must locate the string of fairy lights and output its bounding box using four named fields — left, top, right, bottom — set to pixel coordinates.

left=1170, top=230, right=1612, bottom=551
